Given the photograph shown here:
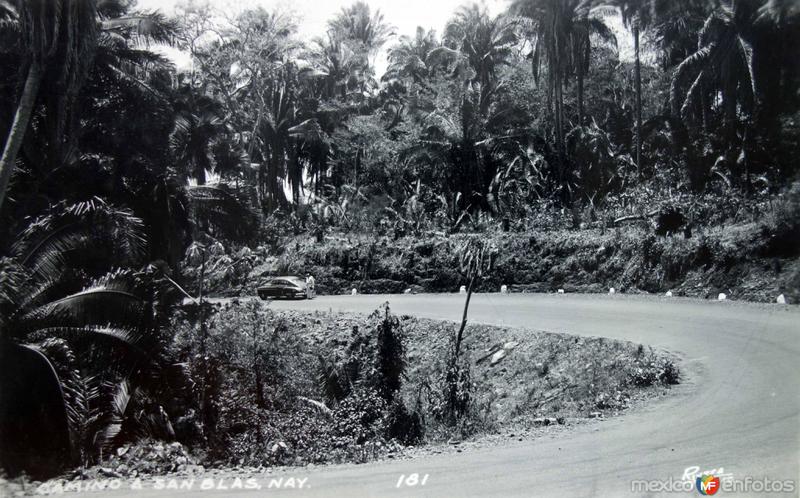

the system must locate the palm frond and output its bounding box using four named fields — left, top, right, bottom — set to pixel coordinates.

left=94, top=380, right=131, bottom=452
left=737, top=36, right=756, bottom=109
left=100, top=11, right=178, bottom=46
left=587, top=18, right=617, bottom=48
left=29, top=325, right=144, bottom=348
left=11, top=198, right=146, bottom=281
left=0, top=257, right=26, bottom=309
left=670, top=43, right=714, bottom=114
left=20, top=285, right=144, bottom=332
